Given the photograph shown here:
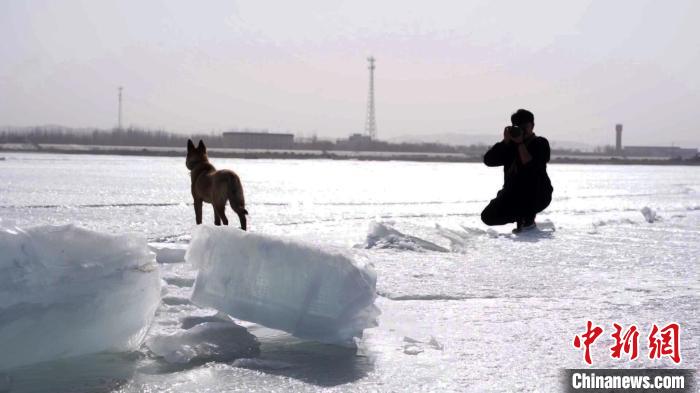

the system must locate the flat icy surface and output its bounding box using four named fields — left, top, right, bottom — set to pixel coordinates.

left=0, top=152, right=698, bottom=392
